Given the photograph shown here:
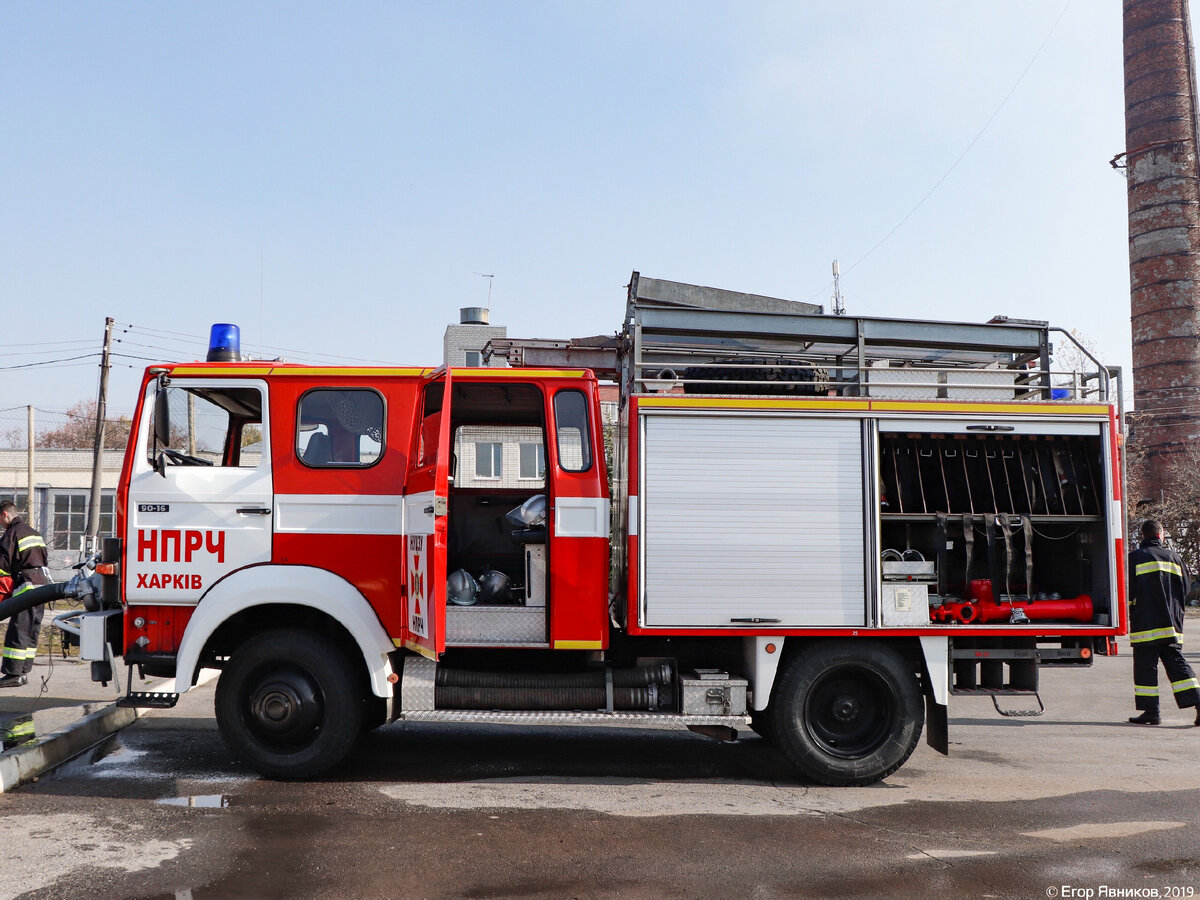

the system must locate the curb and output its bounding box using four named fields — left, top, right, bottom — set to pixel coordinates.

left=0, top=703, right=140, bottom=792
left=0, top=670, right=217, bottom=793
